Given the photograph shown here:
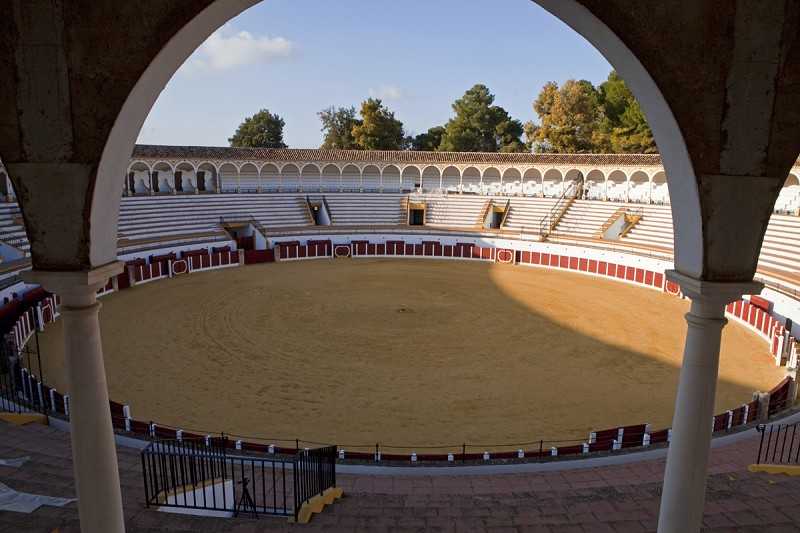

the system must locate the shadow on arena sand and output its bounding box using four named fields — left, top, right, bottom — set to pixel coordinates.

left=36, top=258, right=782, bottom=454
